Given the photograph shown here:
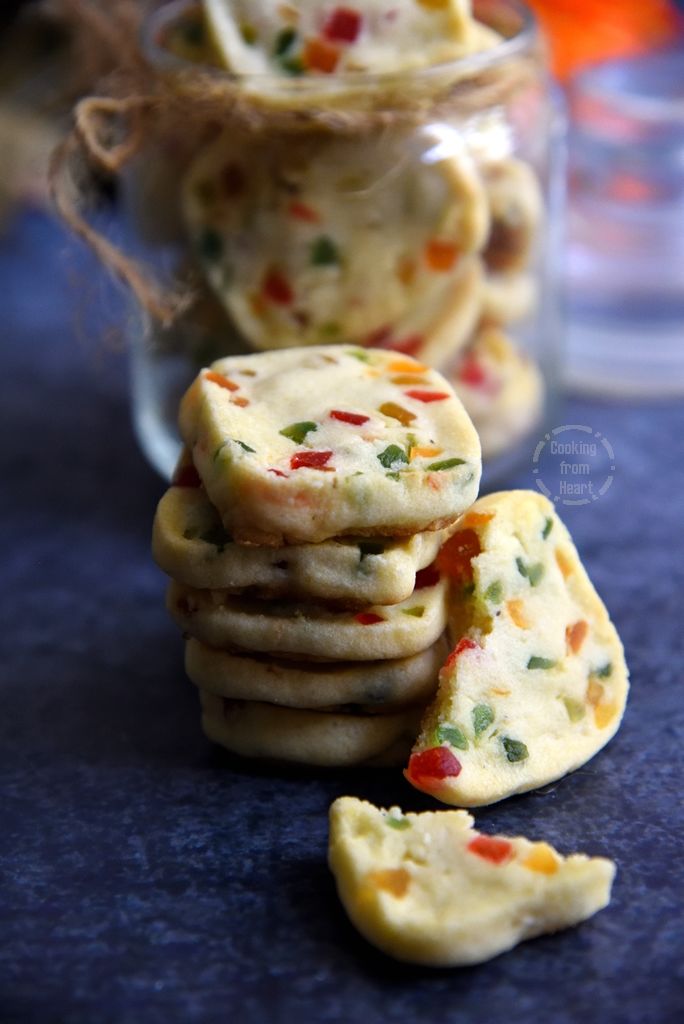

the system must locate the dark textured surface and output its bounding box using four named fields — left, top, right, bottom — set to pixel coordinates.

left=1, top=211, right=683, bottom=1024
